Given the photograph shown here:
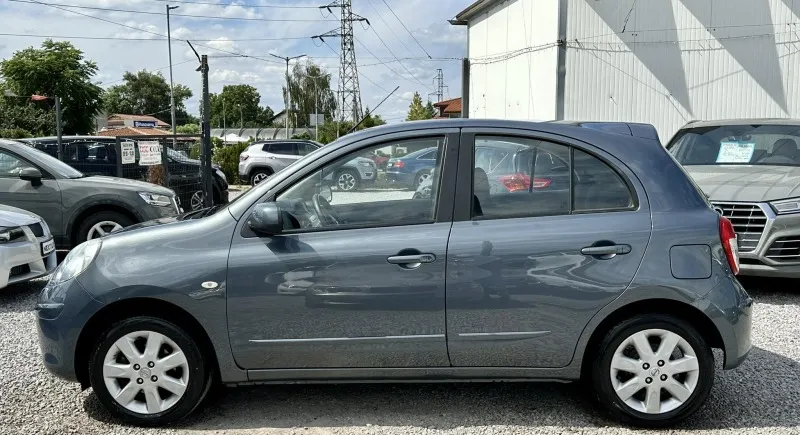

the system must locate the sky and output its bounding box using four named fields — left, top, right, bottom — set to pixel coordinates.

left=0, top=0, right=469, bottom=125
